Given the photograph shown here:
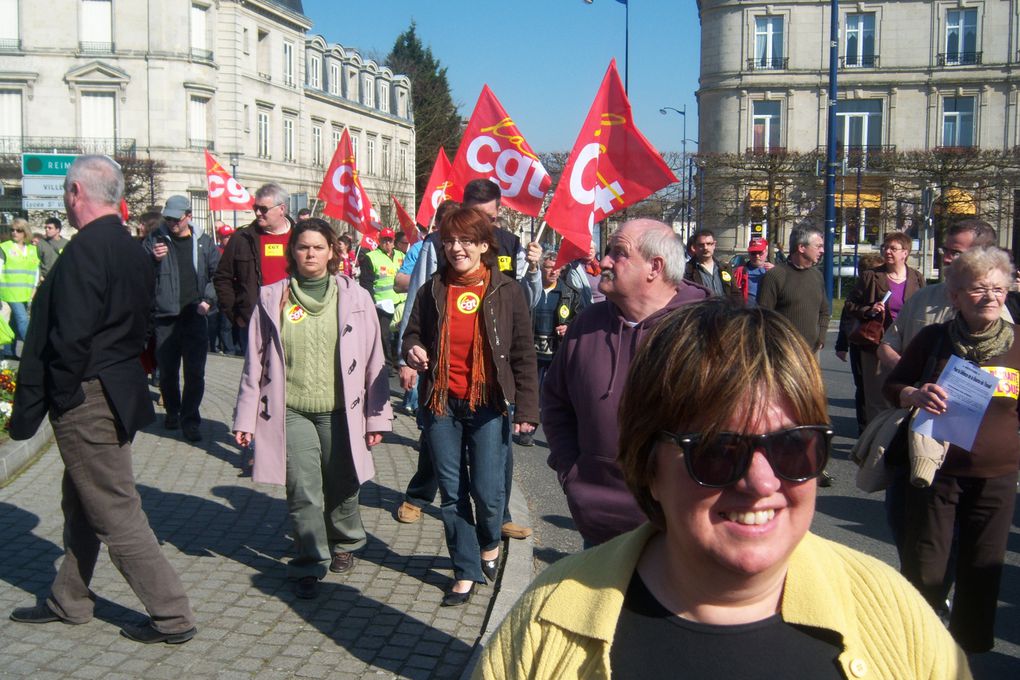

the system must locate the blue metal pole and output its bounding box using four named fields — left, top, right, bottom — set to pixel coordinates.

left=823, top=0, right=839, bottom=301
